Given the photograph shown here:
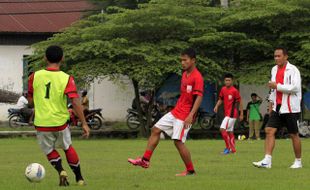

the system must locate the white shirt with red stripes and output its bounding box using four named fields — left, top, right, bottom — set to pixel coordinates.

left=269, top=62, right=302, bottom=114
